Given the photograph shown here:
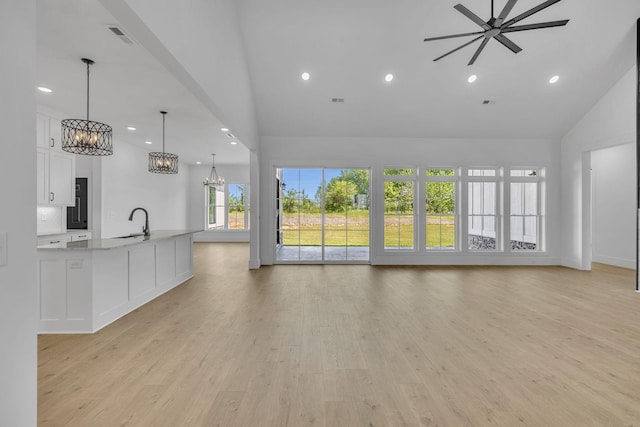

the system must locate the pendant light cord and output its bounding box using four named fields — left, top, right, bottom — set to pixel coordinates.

left=161, top=111, right=166, bottom=154
left=86, top=61, right=90, bottom=122
left=491, top=0, right=494, bottom=19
